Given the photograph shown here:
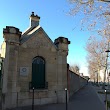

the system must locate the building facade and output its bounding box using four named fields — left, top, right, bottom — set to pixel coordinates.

left=1, top=12, right=70, bottom=110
